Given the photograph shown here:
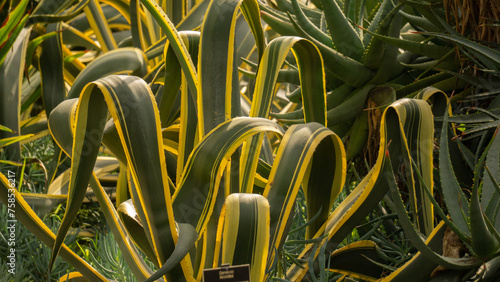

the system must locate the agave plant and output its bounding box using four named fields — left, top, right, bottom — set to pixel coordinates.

left=0, top=0, right=499, bottom=281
